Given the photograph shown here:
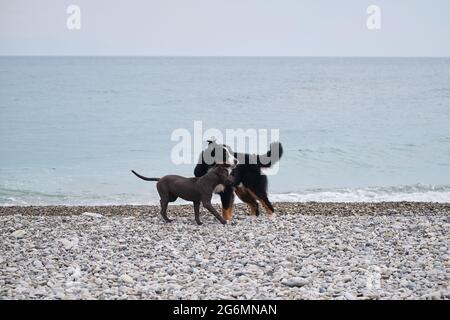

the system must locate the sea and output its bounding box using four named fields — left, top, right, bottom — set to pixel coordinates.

left=1, top=57, right=450, bottom=205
